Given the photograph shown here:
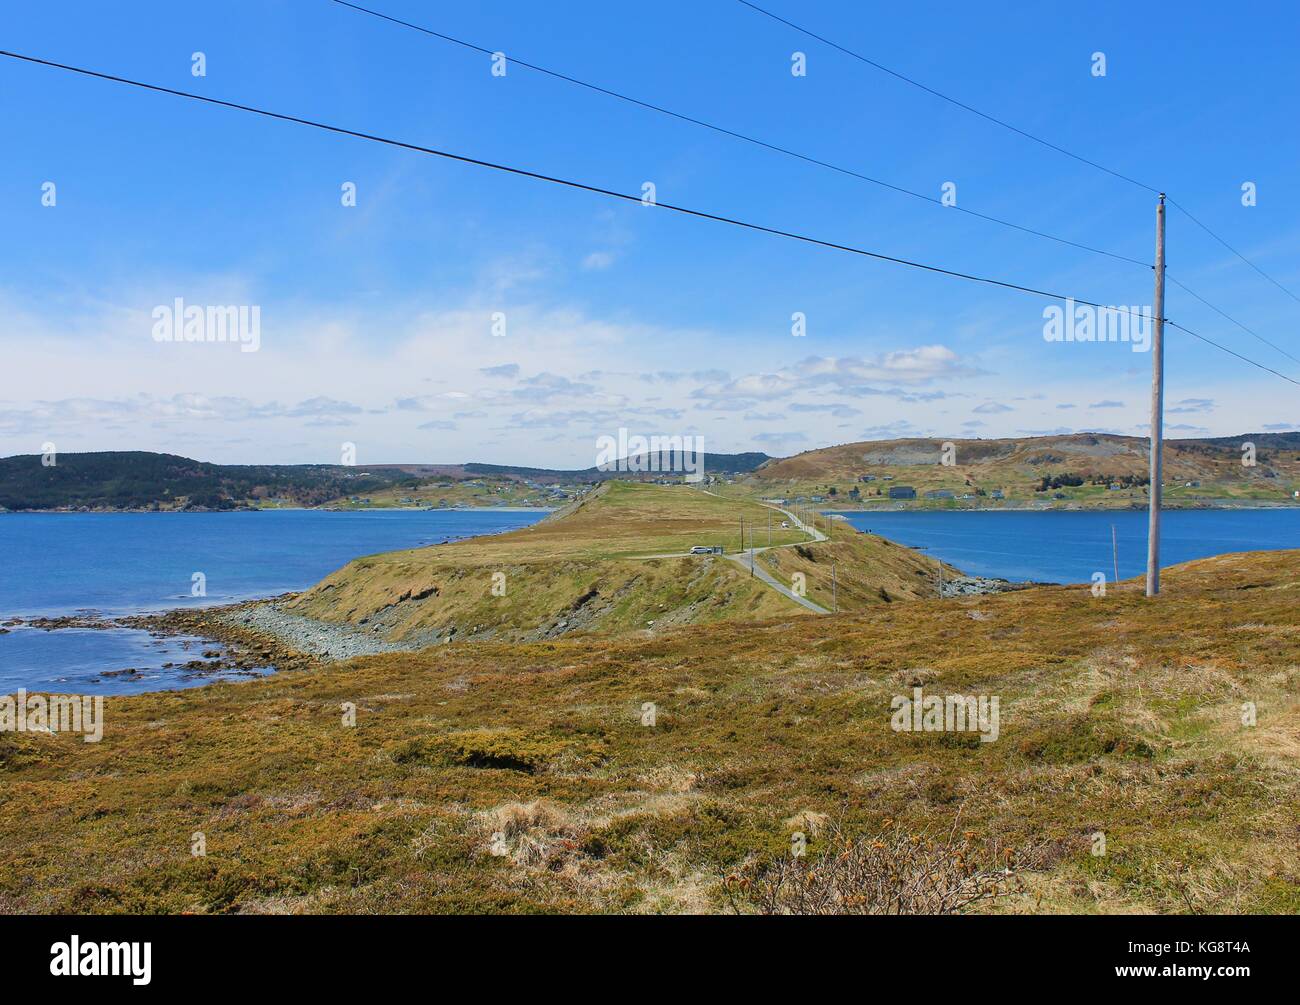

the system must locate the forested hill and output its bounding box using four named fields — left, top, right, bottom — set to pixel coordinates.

left=0, top=449, right=776, bottom=510
left=0, top=452, right=418, bottom=511
left=464, top=450, right=771, bottom=481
